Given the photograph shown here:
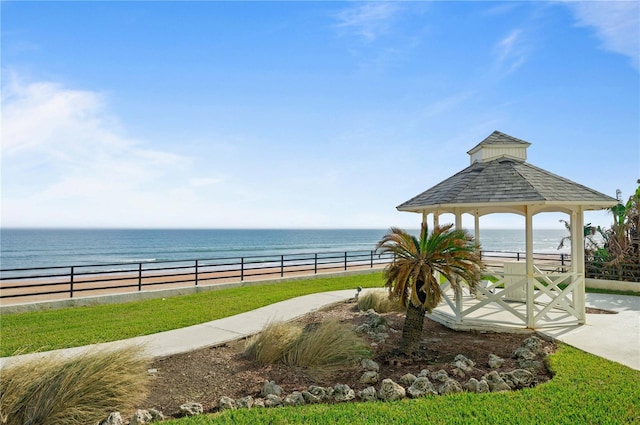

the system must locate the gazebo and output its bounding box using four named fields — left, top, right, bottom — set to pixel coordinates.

left=397, top=131, right=618, bottom=332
